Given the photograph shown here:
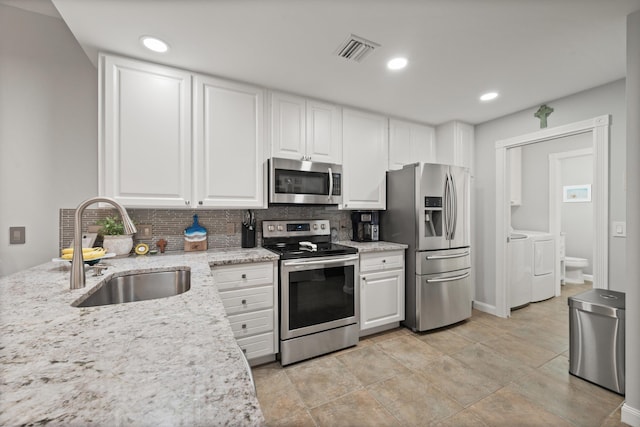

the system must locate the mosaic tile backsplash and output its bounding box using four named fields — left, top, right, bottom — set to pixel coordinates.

left=60, top=207, right=353, bottom=253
